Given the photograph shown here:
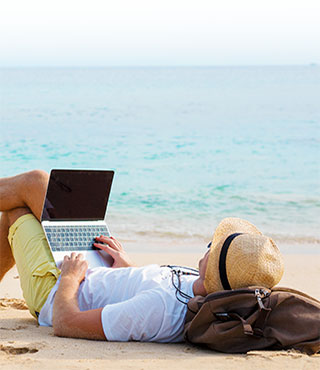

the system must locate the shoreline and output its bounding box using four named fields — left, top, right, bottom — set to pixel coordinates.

left=109, top=235, right=320, bottom=255
left=105, top=211, right=320, bottom=254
